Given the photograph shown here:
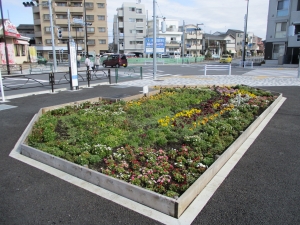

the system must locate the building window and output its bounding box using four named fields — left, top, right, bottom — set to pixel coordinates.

left=272, top=44, right=285, bottom=59
left=130, top=41, right=143, bottom=44
left=72, top=3, right=81, bottom=7
left=136, top=8, right=142, bottom=14
left=136, top=19, right=143, bottom=22
left=46, top=39, right=52, bottom=44
left=57, top=14, right=68, bottom=19
left=87, top=27, right=95, bottom=33
left=129, top=18, right=136, bottom=22
left=87, top=39, right=95, bottom=45
left=44, top=14, right=50, bottom=20
left=86, top=15, right=94, bottom=21
left=98, top=27, right=106, bottom=32
left=22, top=45, right=25, bottom=56
left=97, top=15, right=105, bottom=21
left=45, top=27, right=51, bottom=33
left=97, top=3, right=105, bottom=8
left=56, top=2, right=67, bottom=6
left=130, top=30, right=136, bottom=34
left=85, top=2, right=94, bottom=8
left=129, top=7, right=135, bottom=12
left=275, top=22, right=287, bottom=38
left=99, top=39, right=106, bottom=44
left=15, top=45, right=20, bottom=56
left=277, top=0, right=289, bottom=17
left=42, top=1, right=48, bottom=7
left=136, top=30, right=143, bottom=33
